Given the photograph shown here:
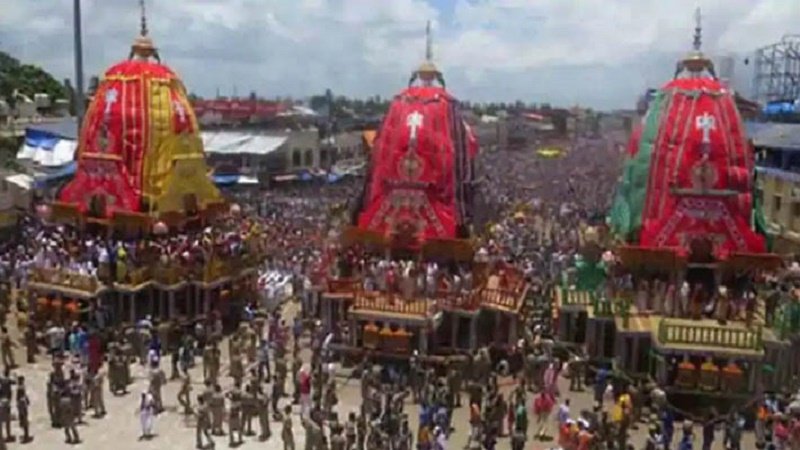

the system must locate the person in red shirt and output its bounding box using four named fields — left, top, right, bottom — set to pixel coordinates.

left=298, top=367, right=311, bottom=417
left=533, top=391, right=555, bottom=440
